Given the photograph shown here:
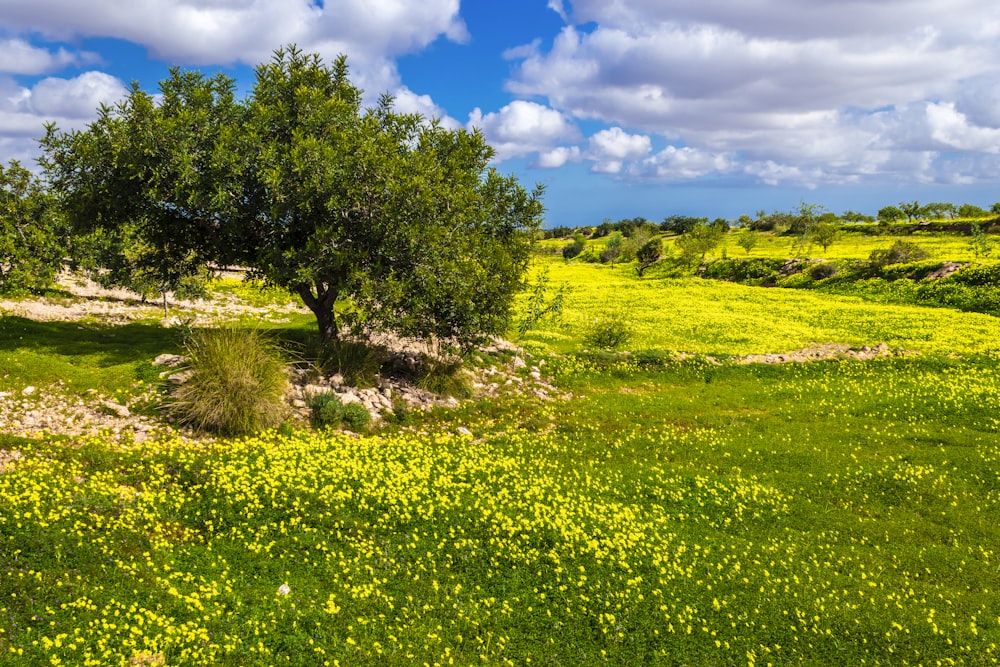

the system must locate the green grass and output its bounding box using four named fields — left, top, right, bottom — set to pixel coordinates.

left=2, top=241, right=1000, bottom=665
